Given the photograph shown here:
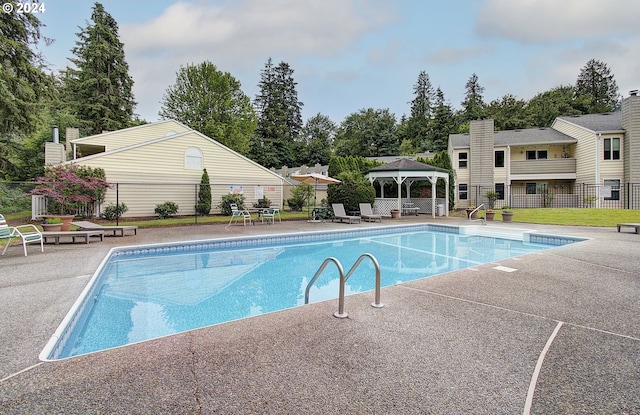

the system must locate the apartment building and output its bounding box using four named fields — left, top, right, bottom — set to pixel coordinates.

left=448, top=94, right=640, bottom=209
